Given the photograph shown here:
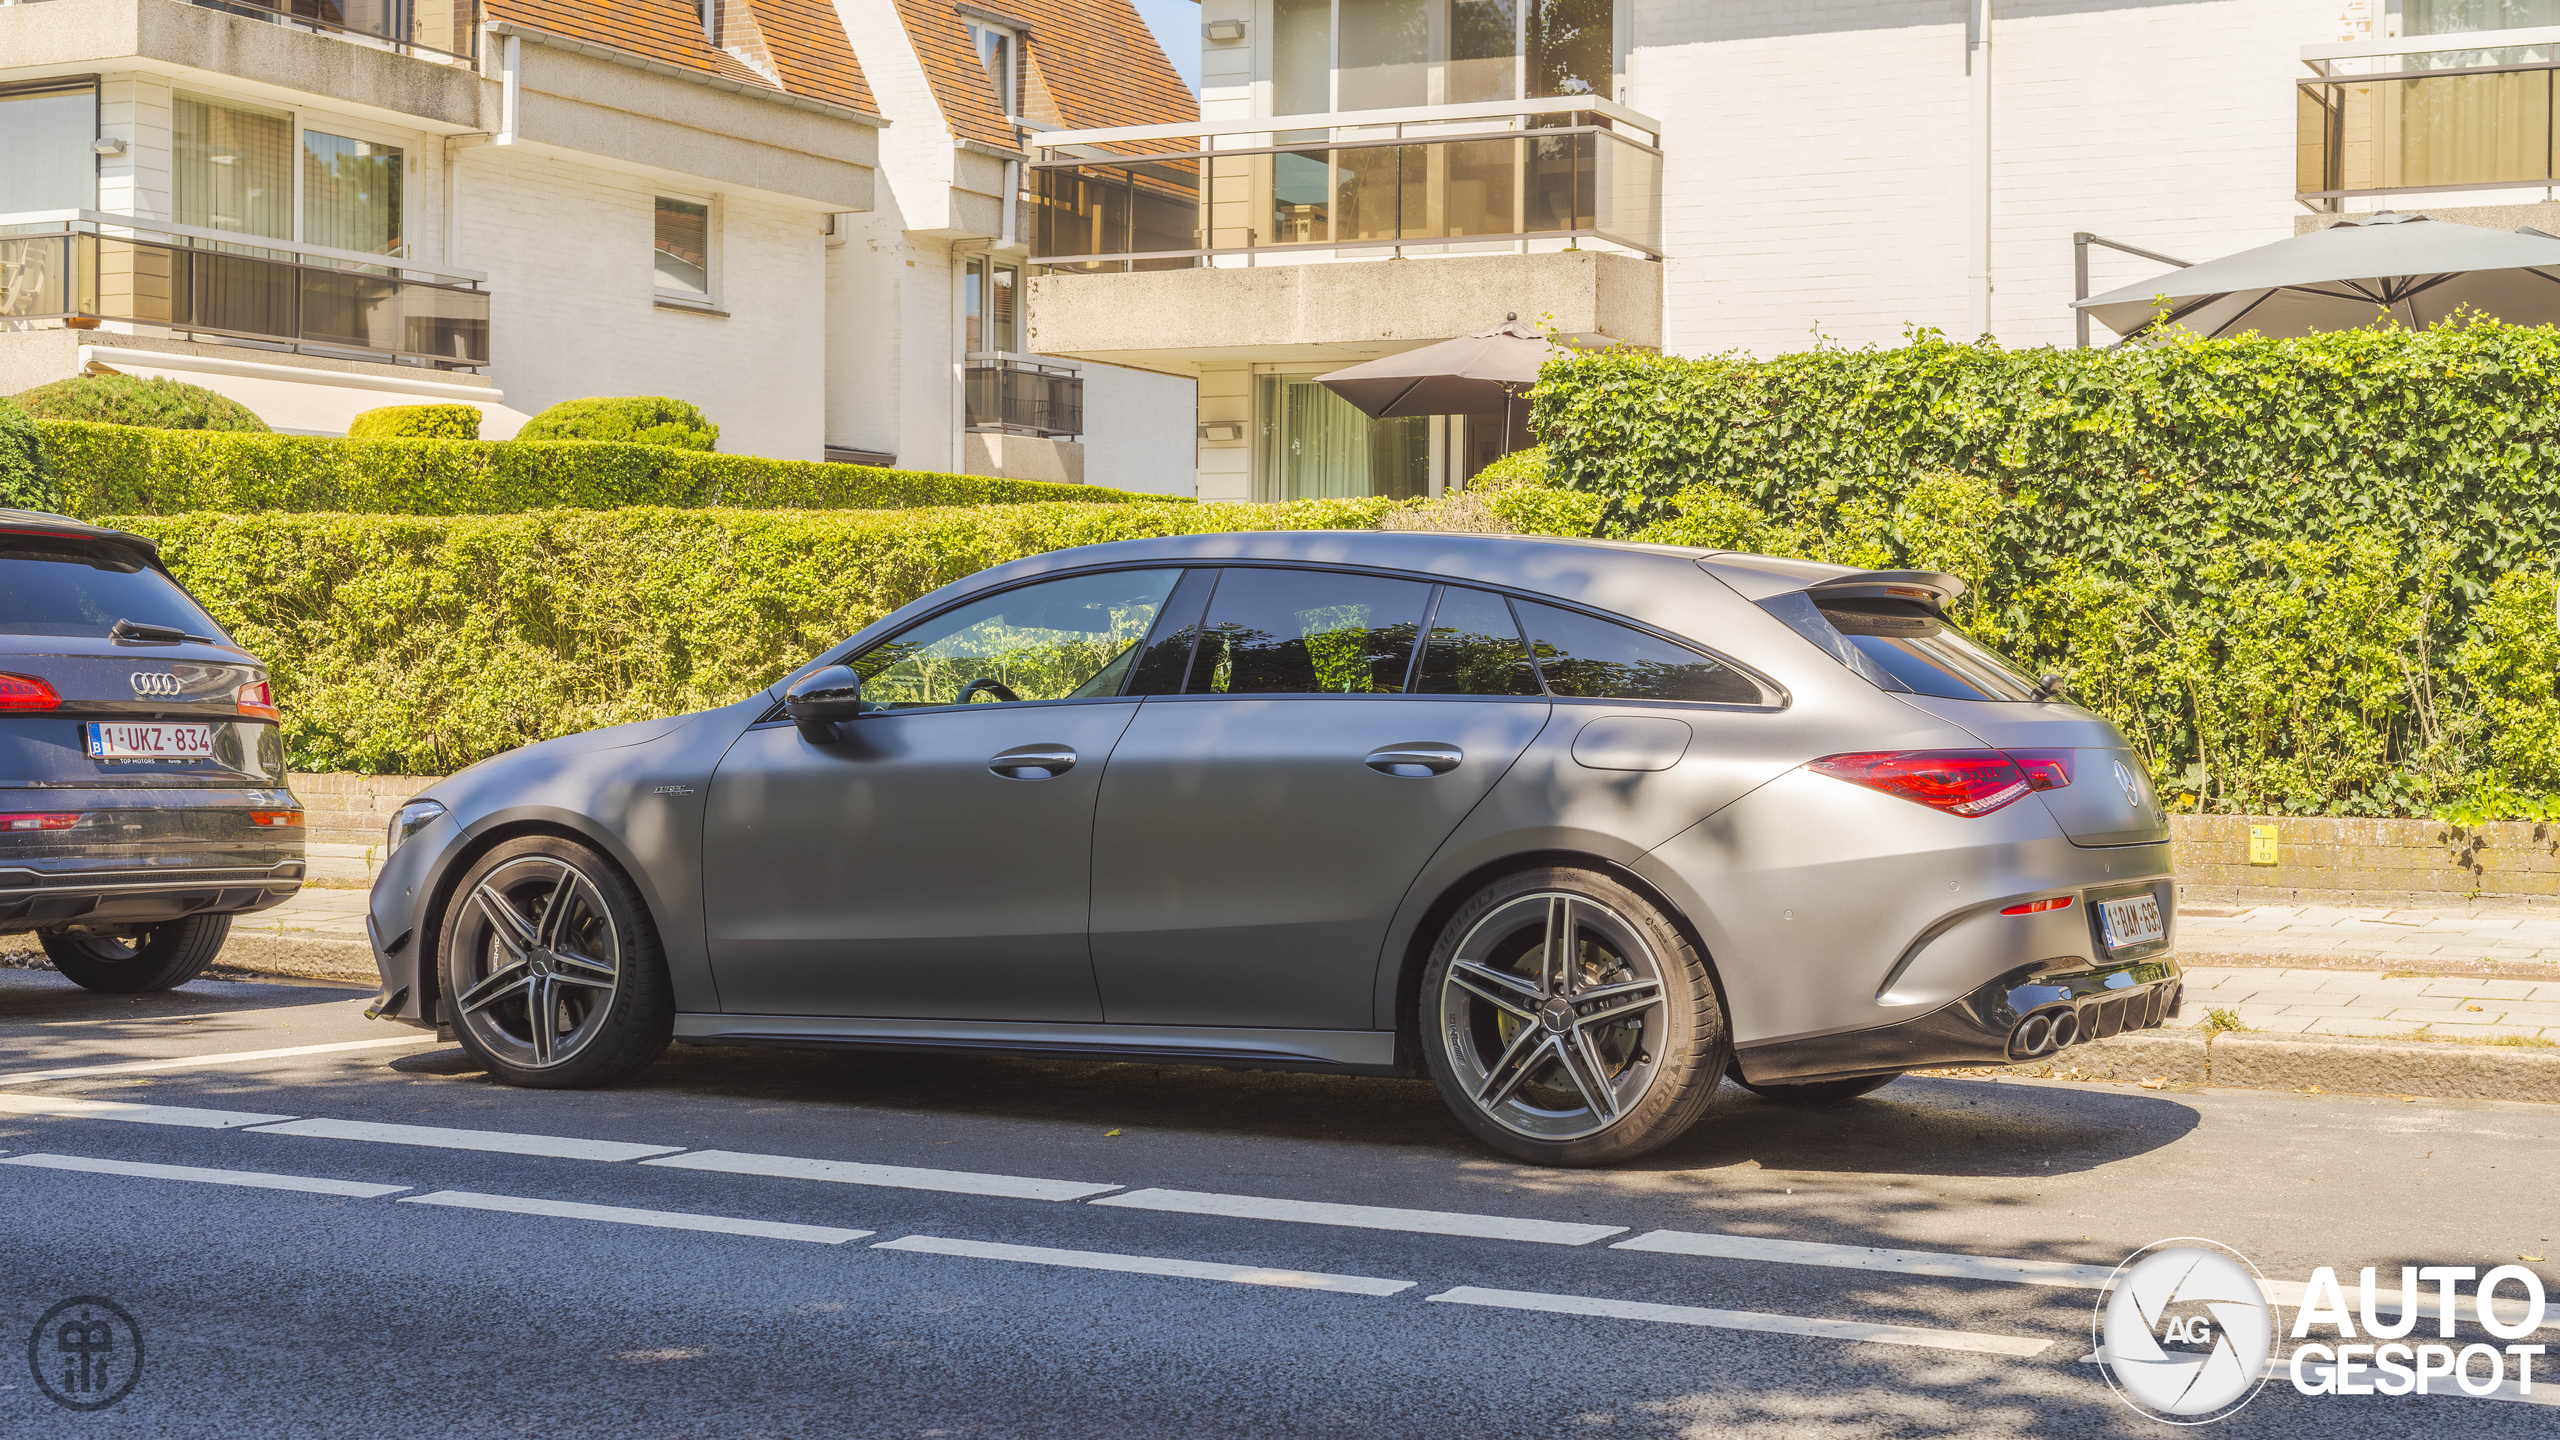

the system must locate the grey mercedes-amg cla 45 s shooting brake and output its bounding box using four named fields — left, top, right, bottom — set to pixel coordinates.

left=1, top=510, right=302, bottom=992
left=363, top=531, right=2179, bottom=1166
